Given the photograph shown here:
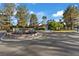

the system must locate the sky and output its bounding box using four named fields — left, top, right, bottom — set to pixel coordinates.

left=0, top=3, right=79, bottom=25
left=25, top=3, right=79, bottom=22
